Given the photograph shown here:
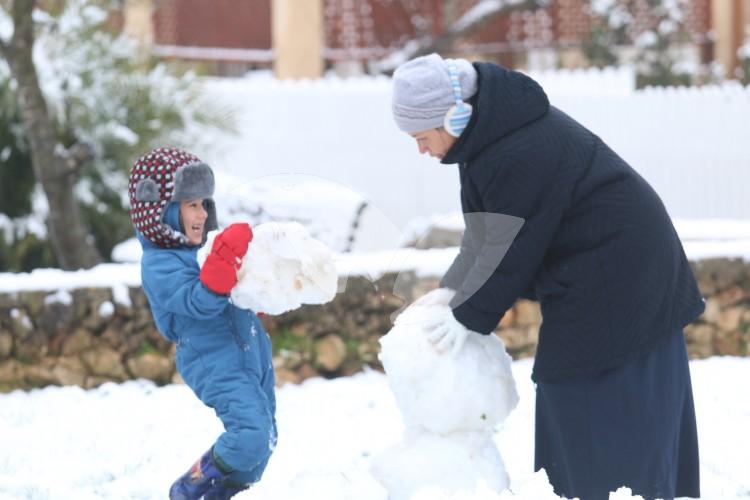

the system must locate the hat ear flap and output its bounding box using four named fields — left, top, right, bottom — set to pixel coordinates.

left=203, top=199, right=218, bottom=233
left=135, top=178, right=160, bottom=202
